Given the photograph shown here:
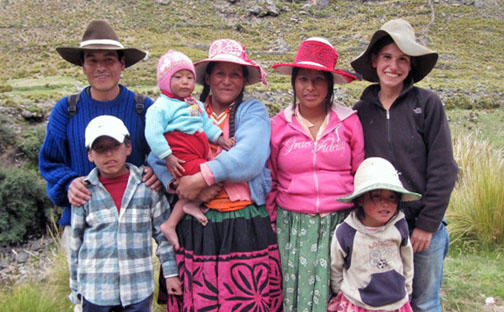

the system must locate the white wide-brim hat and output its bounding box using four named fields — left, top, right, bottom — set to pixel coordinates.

left=85, top=115, right=130, bottom=149
left=194, top=39, right=267, bottom=86
left=351, top=18, right=438, bottom=83
left=337, top=157, right=421, bottom=203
